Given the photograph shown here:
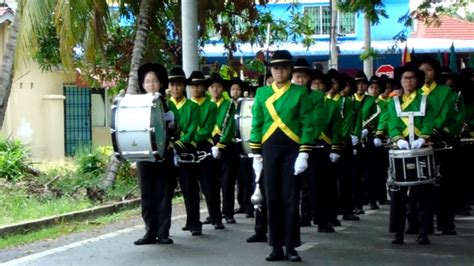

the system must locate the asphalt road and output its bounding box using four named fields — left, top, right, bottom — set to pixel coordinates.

left=1, top=203, right=473, bottom=266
